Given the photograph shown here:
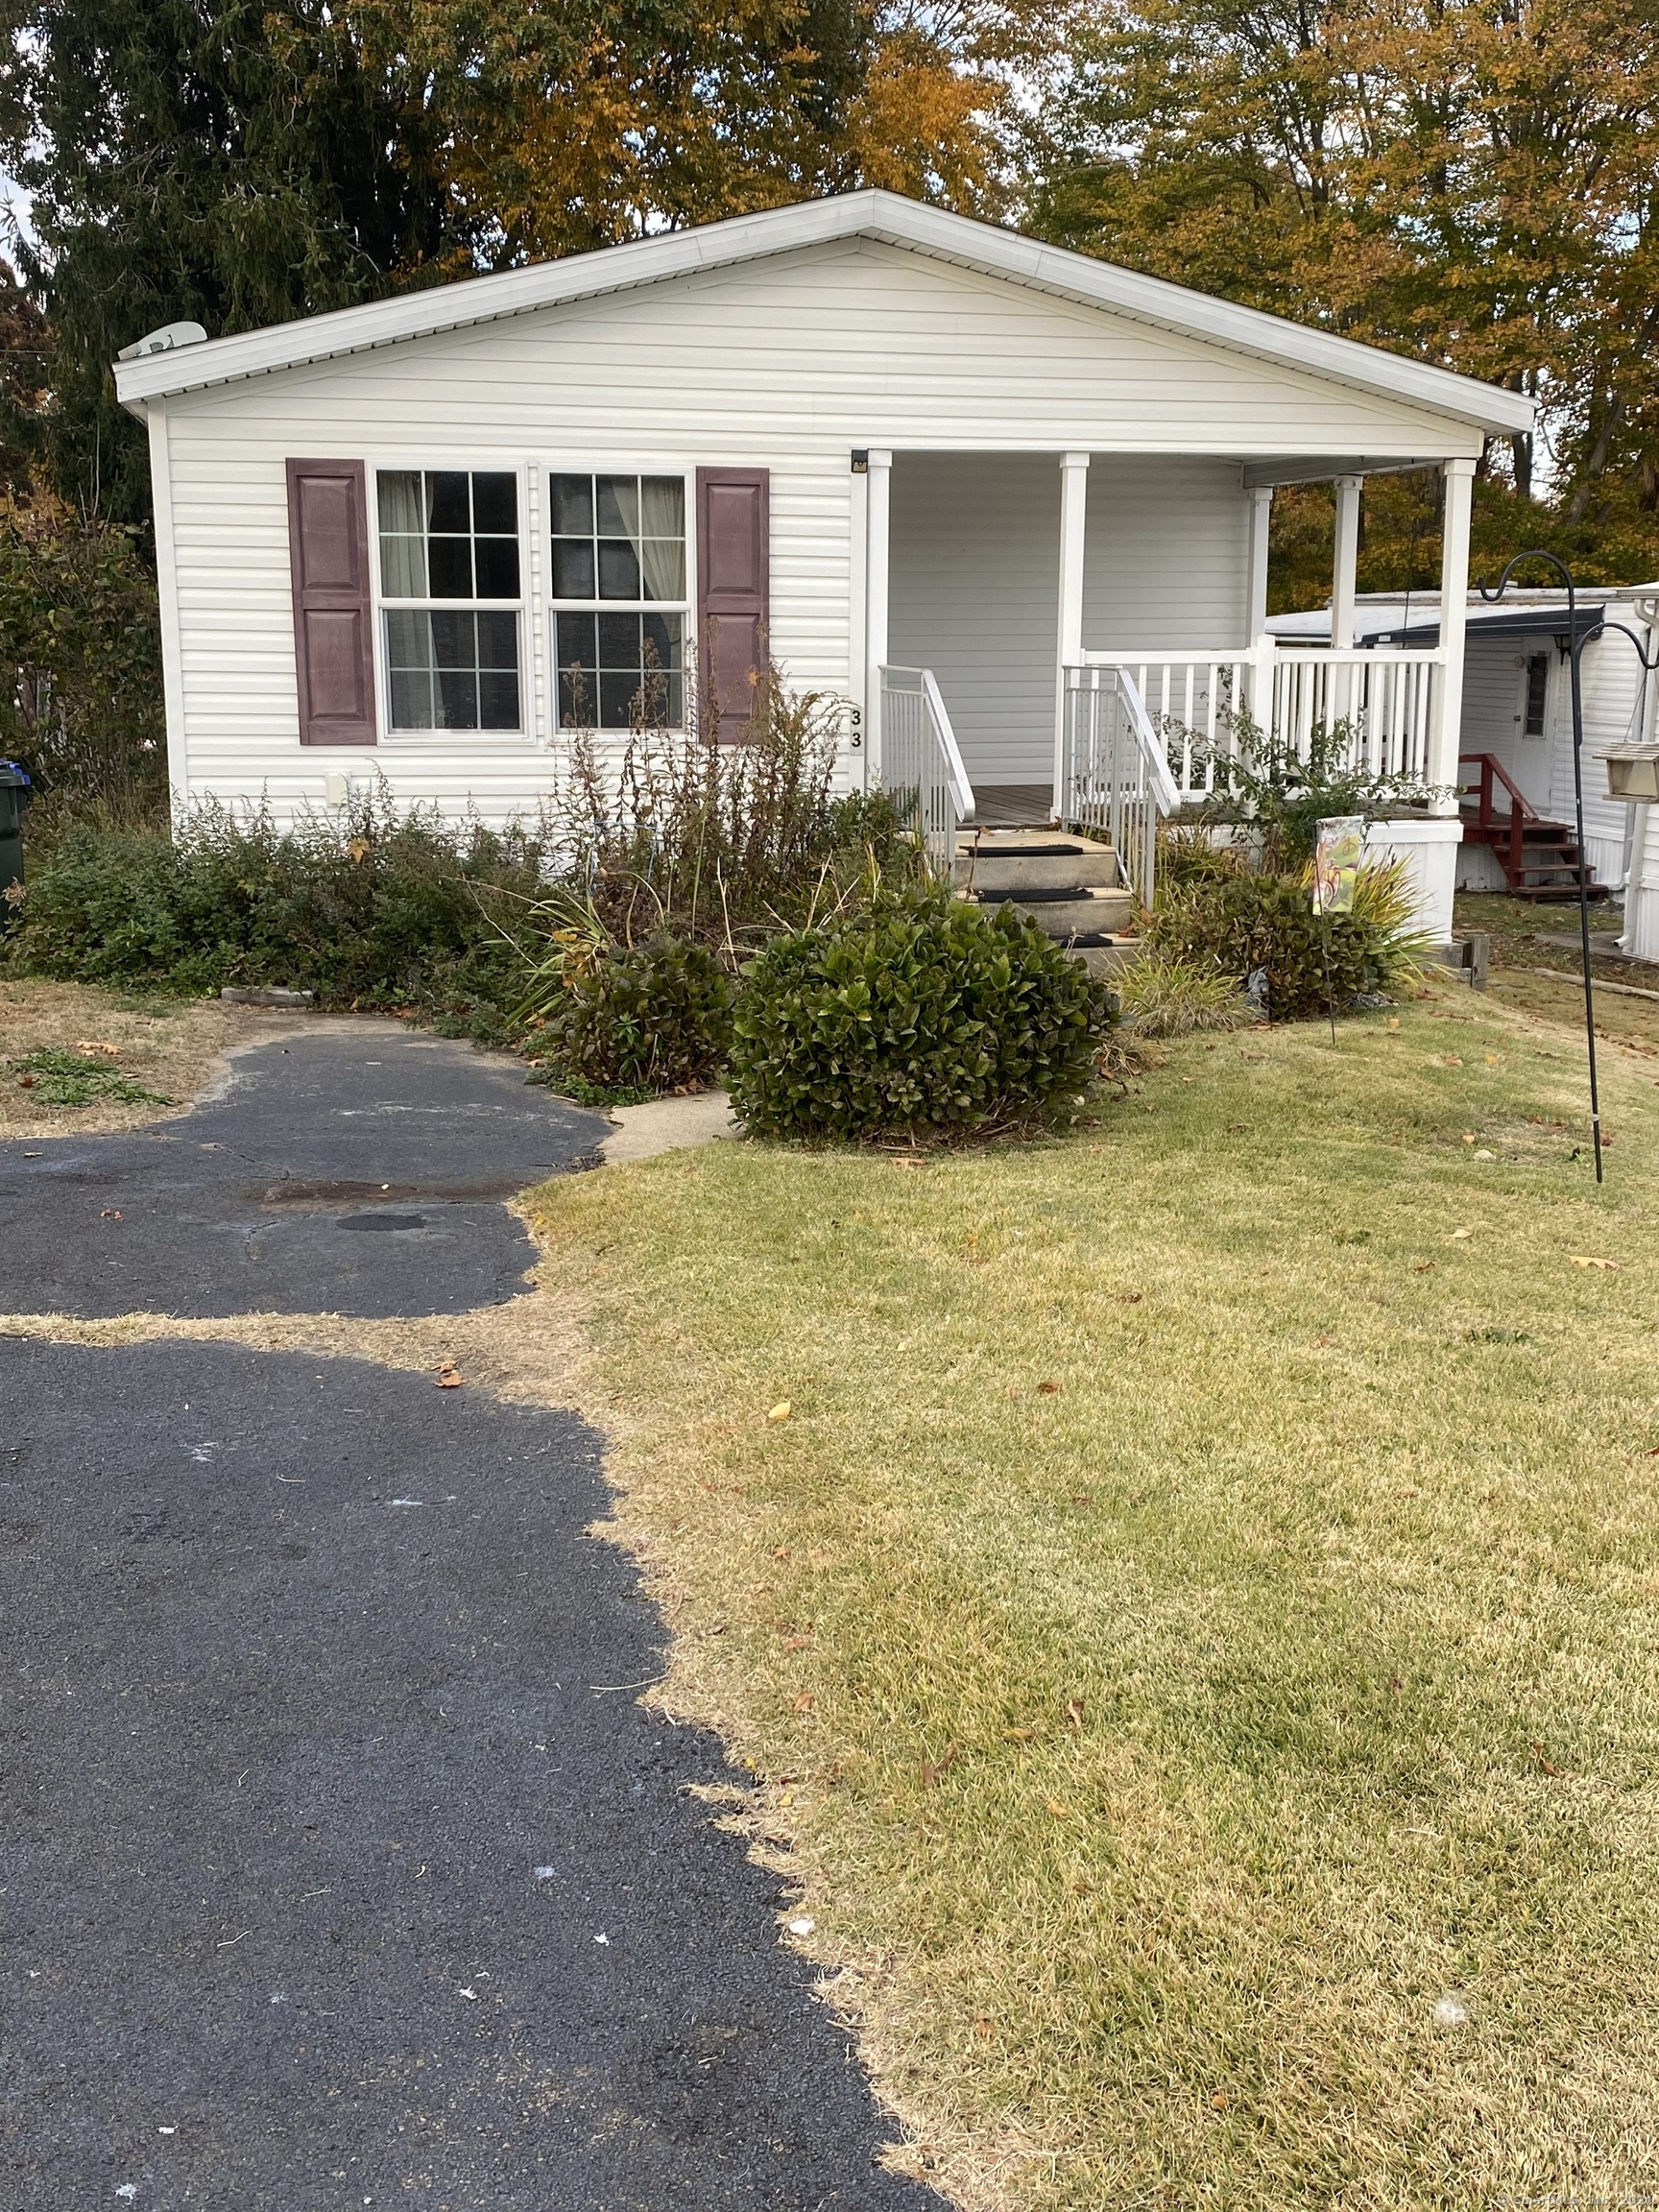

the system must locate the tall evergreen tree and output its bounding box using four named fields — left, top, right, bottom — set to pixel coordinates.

left=0, top=1, right=465, bottom=523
